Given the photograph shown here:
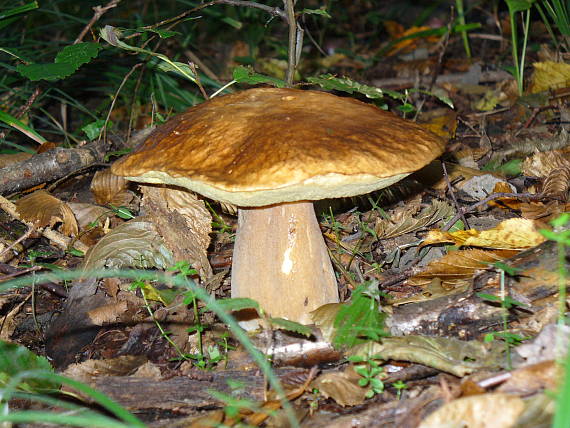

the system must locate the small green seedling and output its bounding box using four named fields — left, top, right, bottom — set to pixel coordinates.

left=392, top=380, right=408, bottom=400
left=348, top=354, right=384, bottom=399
